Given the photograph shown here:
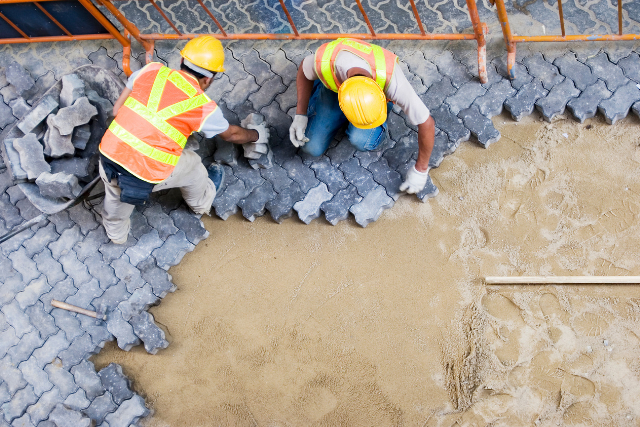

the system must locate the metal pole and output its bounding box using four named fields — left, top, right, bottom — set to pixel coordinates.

left=558, top=0, right=566, bottom=37
left=0, top=12, right=29, bottom=38
left=195, top=0, right=227, bottom=37
left=493, top=0, right=516, bottom=79
left=139, top=32, right=478, bottom=41
left=408, top=0, right=426, bottom=36
left=148, top=0, right=182, bottom=35
left=354, top=0, right=376, bottom=37
left=618, top=0, right=623, bottom=35
left=466, top=0, right=488, bottom=84
left=278, top=0, right=299, bottom=37
left=76, top=0, right=131, bottom=47
left=34, top=2, right=73, bottom=36
left=96, top=0, right=154, bottom=51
